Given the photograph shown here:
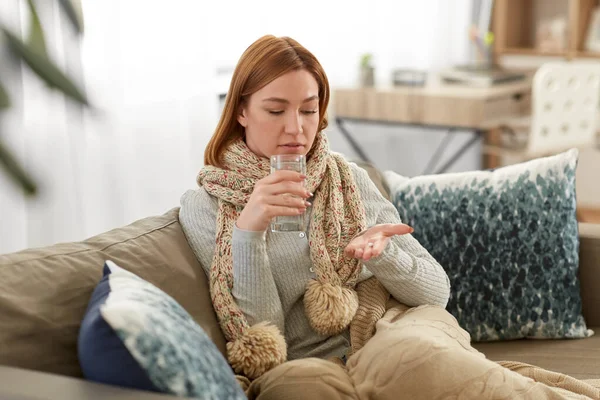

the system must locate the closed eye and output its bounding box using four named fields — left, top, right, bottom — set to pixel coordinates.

left=268, top=110, right=317, bottom=115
